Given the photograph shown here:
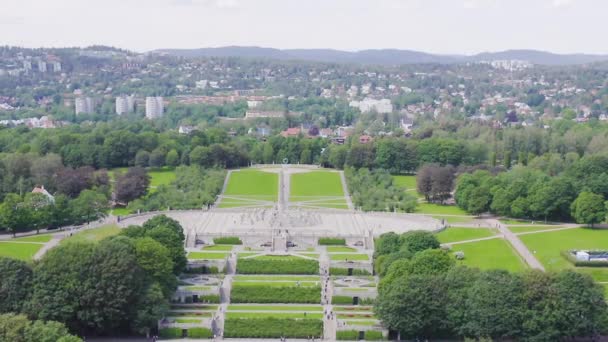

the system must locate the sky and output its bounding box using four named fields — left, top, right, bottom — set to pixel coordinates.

left=0, top=0, right=606, bottom=55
